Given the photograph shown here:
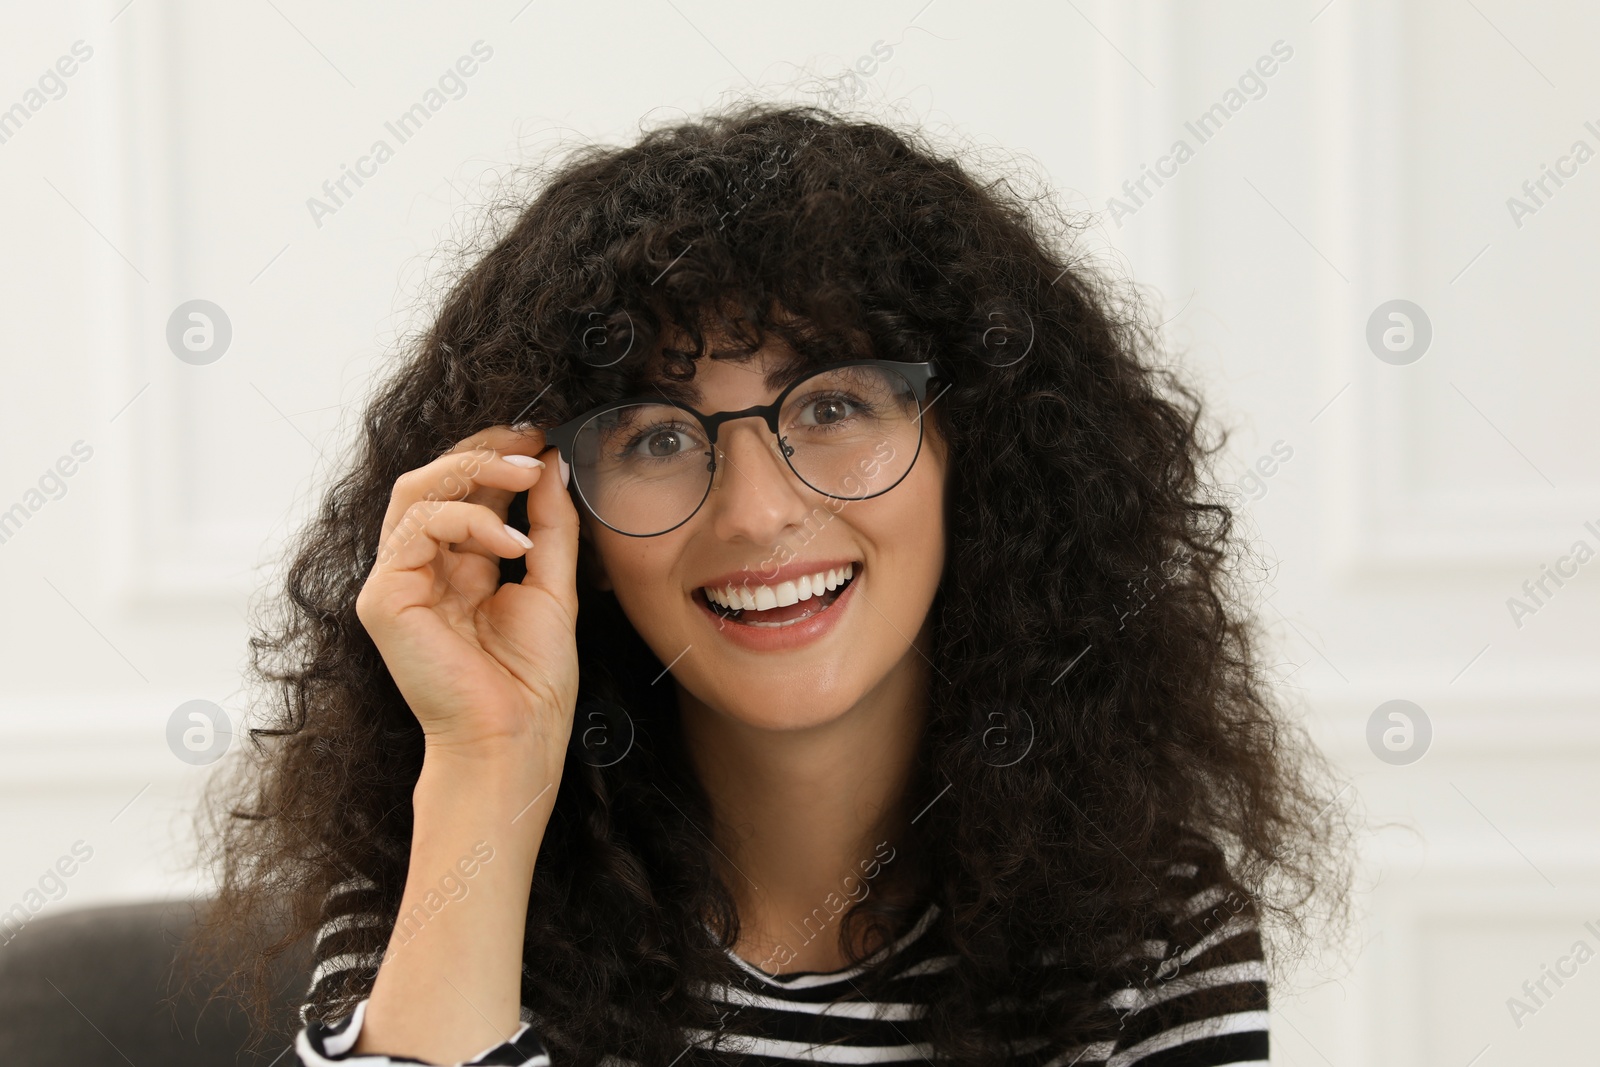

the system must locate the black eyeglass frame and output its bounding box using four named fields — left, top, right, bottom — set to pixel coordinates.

left=543, top=357, right=945, bottom=538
